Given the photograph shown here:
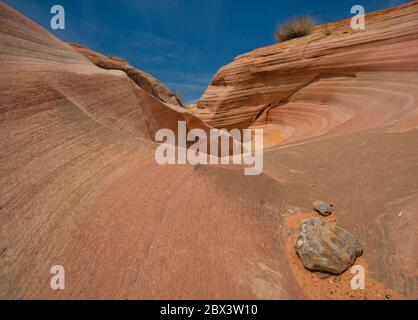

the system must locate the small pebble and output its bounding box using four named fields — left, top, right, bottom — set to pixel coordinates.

left=313, top=200, right=333, bottom=216
left=318, top=272, right=330, bottom=279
